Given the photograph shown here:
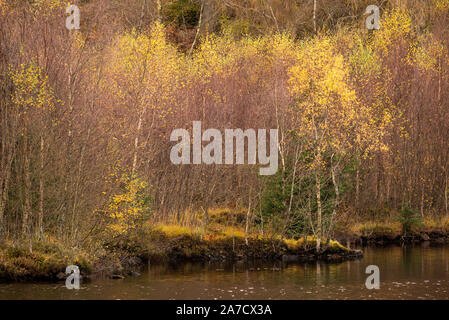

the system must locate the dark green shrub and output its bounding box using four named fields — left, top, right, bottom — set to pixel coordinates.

left=163, top=0, right=201, bottom=27
left=398, top=204, right=422, bottom=236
